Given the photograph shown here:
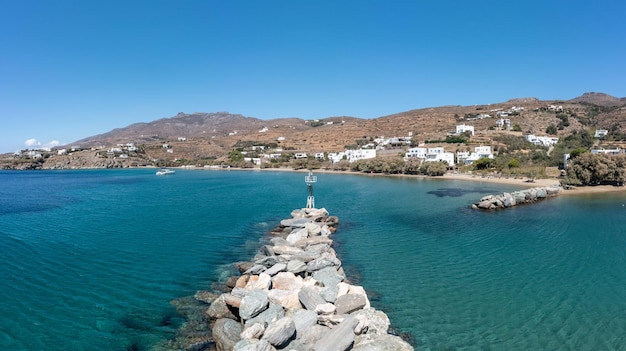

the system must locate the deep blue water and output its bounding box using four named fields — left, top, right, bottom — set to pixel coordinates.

left=0, top=169, right=625, bottom=350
